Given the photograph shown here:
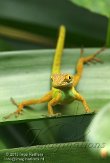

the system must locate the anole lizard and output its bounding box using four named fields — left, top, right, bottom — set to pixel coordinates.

left=7, top=25, right=105, bottom=118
